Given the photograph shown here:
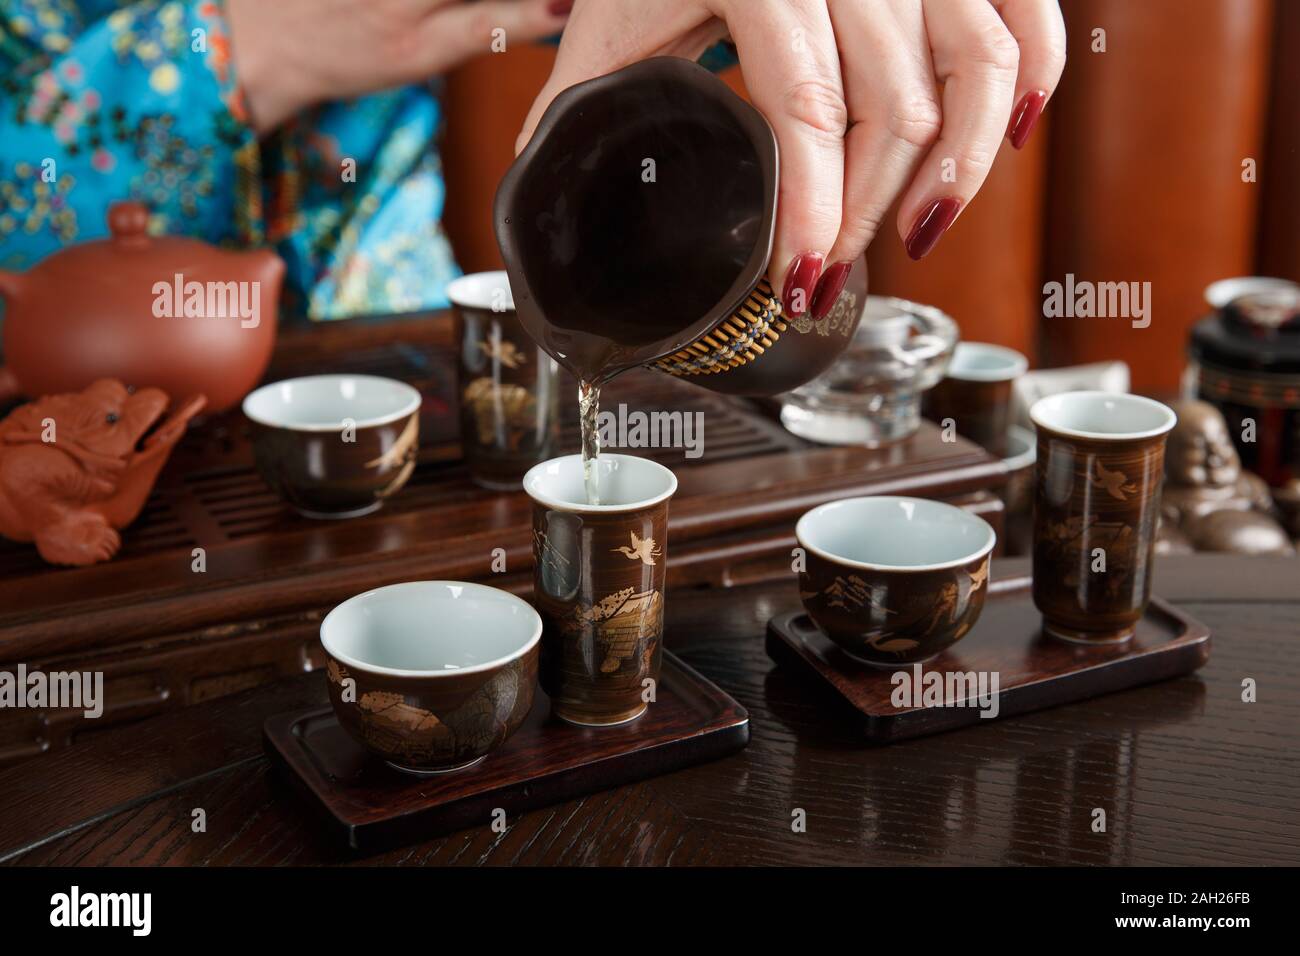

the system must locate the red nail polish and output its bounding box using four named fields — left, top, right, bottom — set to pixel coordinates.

left=1007, top=90, right=1047, bottom=150
left=905, top=198, right=962, bottom=261
left=548, top=0, right=574, bottom=16
left=781, top=252, right=824, bottom=317
left=810, top=260, right=853, bottom=320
